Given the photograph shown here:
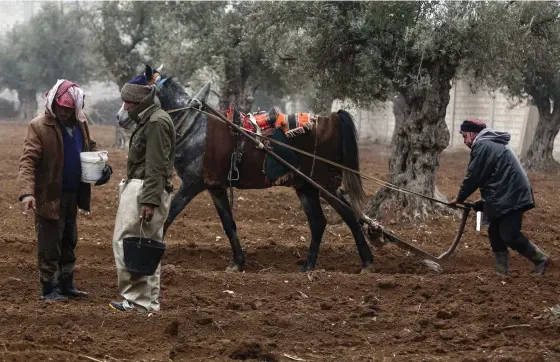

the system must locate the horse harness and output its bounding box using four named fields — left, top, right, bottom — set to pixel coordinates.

left=227, top=104, right=246, bottom=211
